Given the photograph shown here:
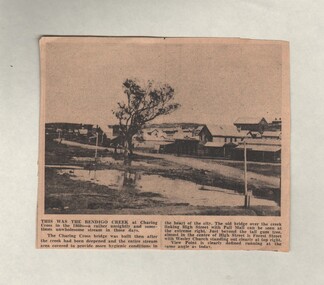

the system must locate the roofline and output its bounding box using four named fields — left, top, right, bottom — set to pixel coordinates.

left=234, top=117, right=268, bottom=124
